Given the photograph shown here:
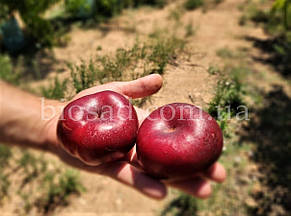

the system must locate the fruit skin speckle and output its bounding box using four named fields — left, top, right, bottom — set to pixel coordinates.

left=136, top=103, right=223, bottom=179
